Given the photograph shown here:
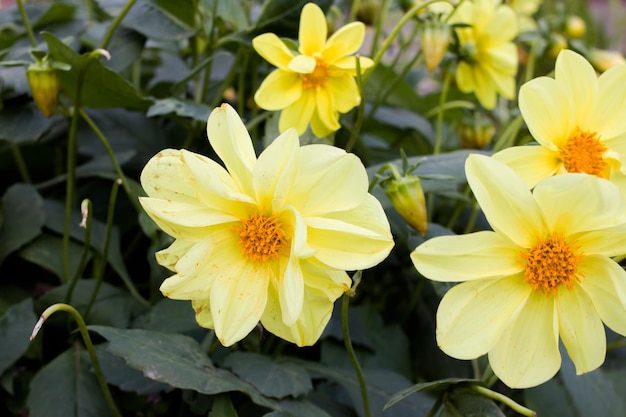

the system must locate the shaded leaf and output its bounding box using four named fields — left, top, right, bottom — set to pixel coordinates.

left=440, top=392, right=505, bottom=417
left=132, top=298, right=198, bottom=334
left=271, top=399, right=333, bottom=417
left=385, top=378, right=478, bottom=410
left=19, top=234, right=90, bottom=283
left=147, top=97, right=211, bottom=122
left=0, top=298, right=37, bottom=374
left=209, top=395, right=238, bottom=417
left=120, top=0, right=196, bottom=41
left=0, top=102, right=56, bottom=144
